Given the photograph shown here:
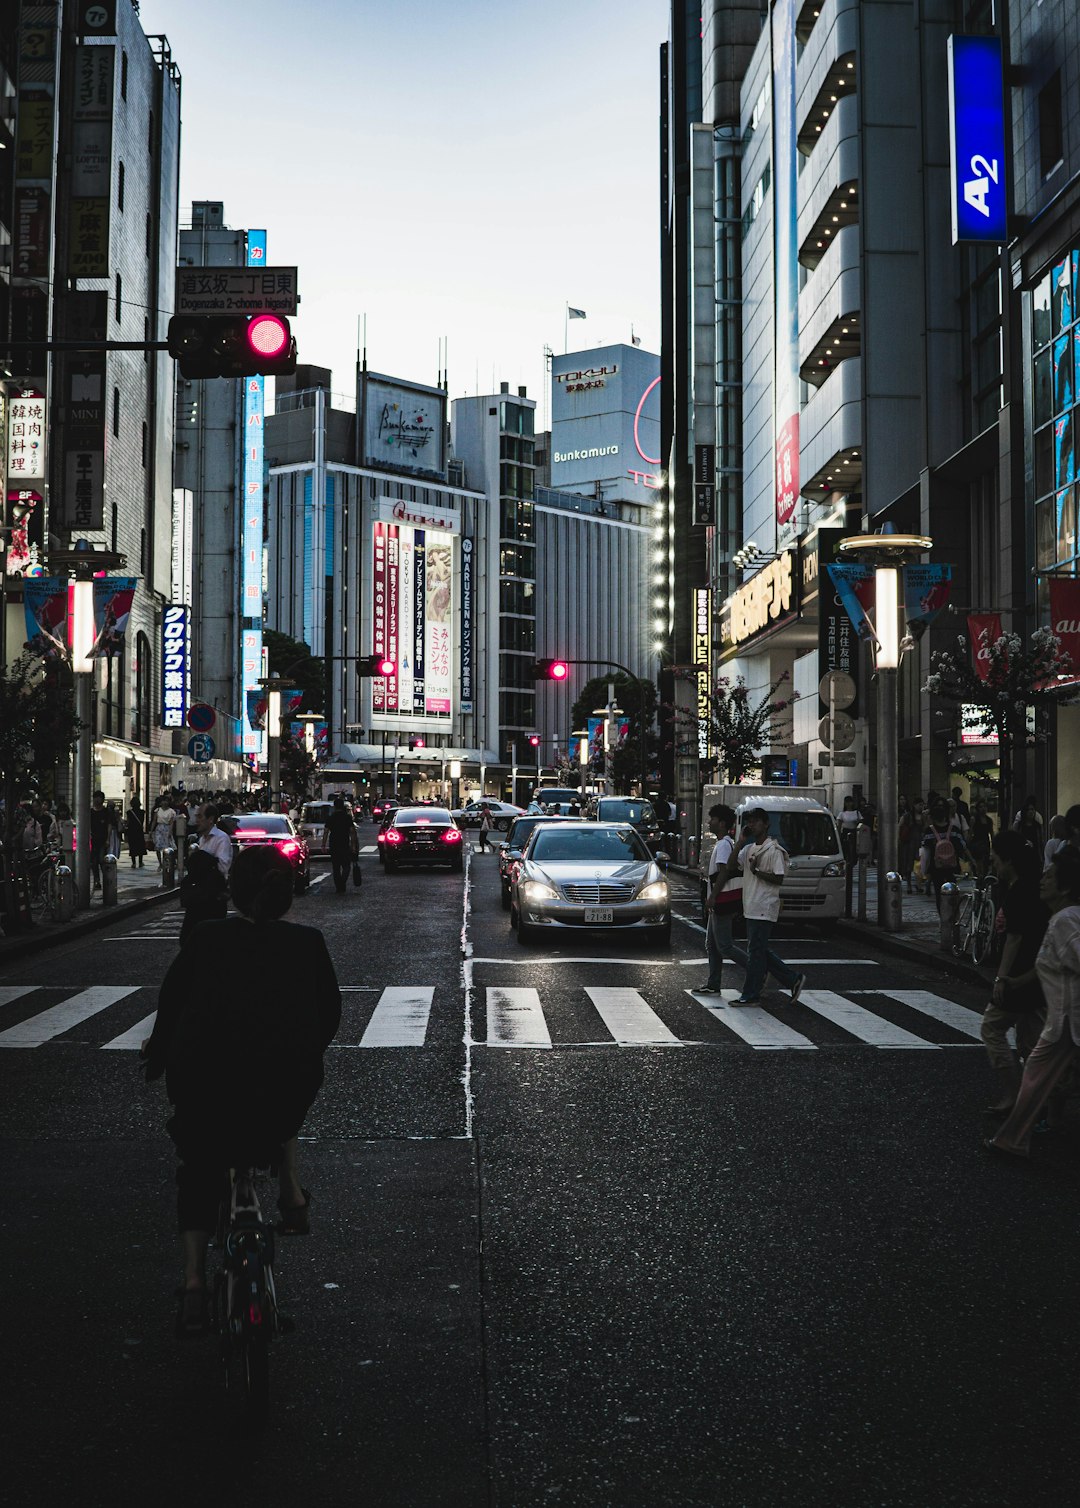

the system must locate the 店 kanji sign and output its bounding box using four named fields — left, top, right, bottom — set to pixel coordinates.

left=174, top=266, right=298, bottom=316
